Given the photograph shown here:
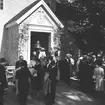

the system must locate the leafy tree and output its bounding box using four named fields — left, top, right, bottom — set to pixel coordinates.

left=54, top=0, right=105, bottom=54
